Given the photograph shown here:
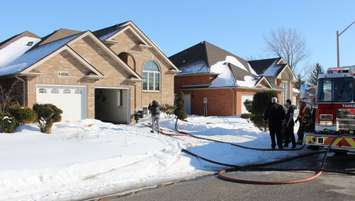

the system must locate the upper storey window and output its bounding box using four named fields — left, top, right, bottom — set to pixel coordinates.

left=118, top=52, right=136, bottom=70
left=143, top=61, right=160, bottom=91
